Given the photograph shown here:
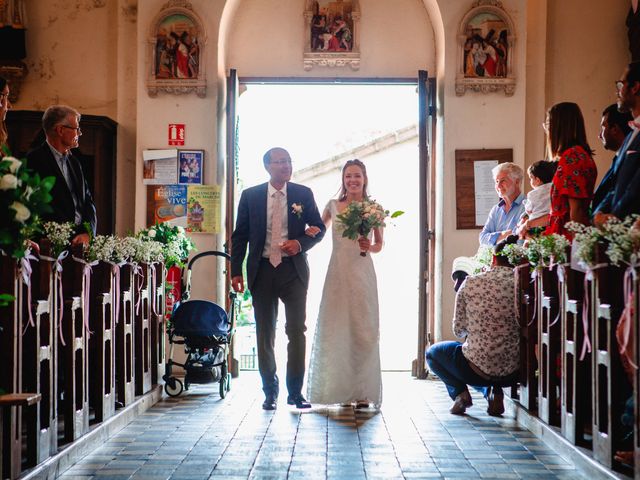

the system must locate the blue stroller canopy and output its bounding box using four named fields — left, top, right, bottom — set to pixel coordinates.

left=172, top=300, right=229, bottom=337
